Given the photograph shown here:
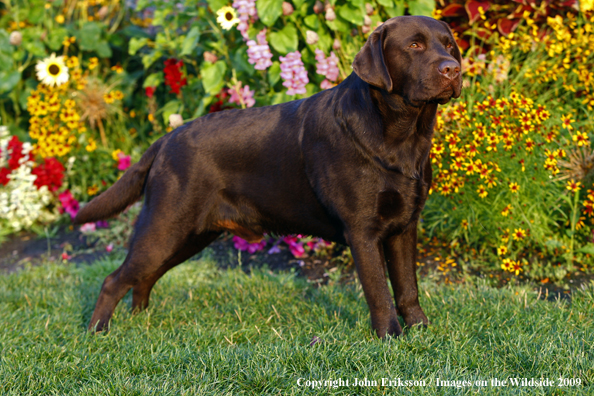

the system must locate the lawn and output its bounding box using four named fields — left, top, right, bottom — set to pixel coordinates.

left=0, top=250, right=592, bottom=395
